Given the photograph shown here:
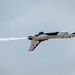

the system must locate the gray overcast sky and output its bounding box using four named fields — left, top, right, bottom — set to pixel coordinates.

left=0, top=0, right=75, bottom=75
